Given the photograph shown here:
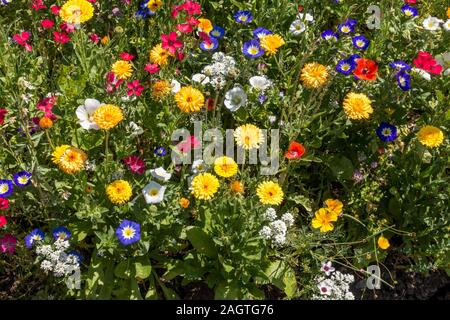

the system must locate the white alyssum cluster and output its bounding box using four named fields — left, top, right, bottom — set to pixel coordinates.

left=312, top=261, right=355, bottom=300
left=192, top=52, right=238, bottom=89
left=259, top=208, right=294, bottom=246
left=35, top=239, right=80, bottom=278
